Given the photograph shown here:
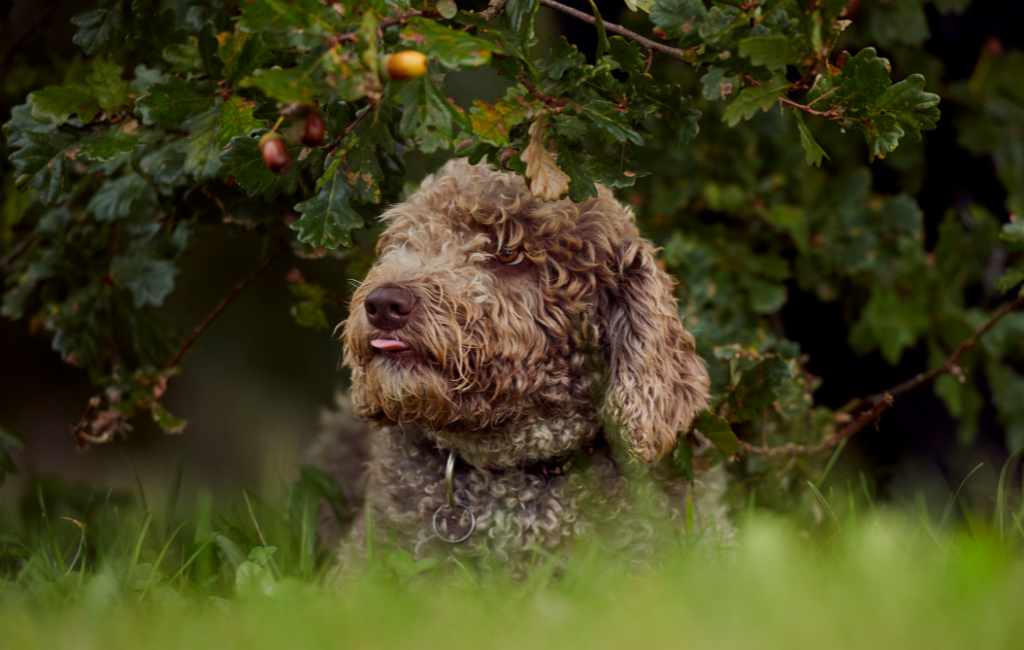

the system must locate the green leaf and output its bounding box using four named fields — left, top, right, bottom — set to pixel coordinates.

left=399, top=76, right=468, bottom=154
left=1000, top=220, right=1024, bottom=253
left=151, top=403, right=187, bottom=434
left=586, top=0, right=611, bottom=59
left=179, top=98, right=263, bottom=182
left=700, top=66, right=739, bottom=101
left=571, top=99, right=644, bottom=146
left=469, top=98, right=528, bottom=147
left=722, top=75, right=788, bottom=127
left=247, top=546, right=277, bottom=568
left=87, top=59, right=129, bottom=114
left=342, top=105, right=396, bottom=205
left=30, top=86, right=100, bottom=126
left=857, top=287, right=930, bottom=365
left=806, top=49, right=940, bottom=160
left=387, top=550, right=439, bottom=578
left=136, top=77, right=217, bottom=128
left=87, top=172, right=157, bottom=221
left=502, top=0, right=539, bottom=32
left=71, top=1, right=127, bottom=56
left=538, top=37, right=586, bottom=81
left=399, top=18, right=499, bottom=69
left=650, top=0, right=708, bottom=45
left=737, top=36, right=800, bottom=70
left=289, top=280, right=332, bottom=329
left=225, top=32, right=273, bottom=86
left=291, top=167, right=364, bottom=249
left=995, top=267, right=1024, bottom=294
left=624, top=0, right=655, bottom=12
left=10, top=130, right=86, bottom=205
left=112, top=252, right=178, bottom=308
left=163, top=41, right=203, bottom=73
left=672, top=434, right=694, bottom=482
left=0, top=426, right=24, bottom=487
left=649, top=86, right=700, bottom=145
left=78, top=122, right=143, bottom=162
left=696, top=410, right=742, bottom=456
left=587, top=142, right=649, bottom=189
left=4, top=103, right=56, bottom=148
left=552, top=140, right=598, bottom=203
left=729, top=355, right=791, bottom=421
left=218, top=134, right=301, bottom=201
left=793, top=111, right=828, bottom=167
left=238, top=53, right=326, bottom=104
left=199, top=22, right=226, bottom=80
